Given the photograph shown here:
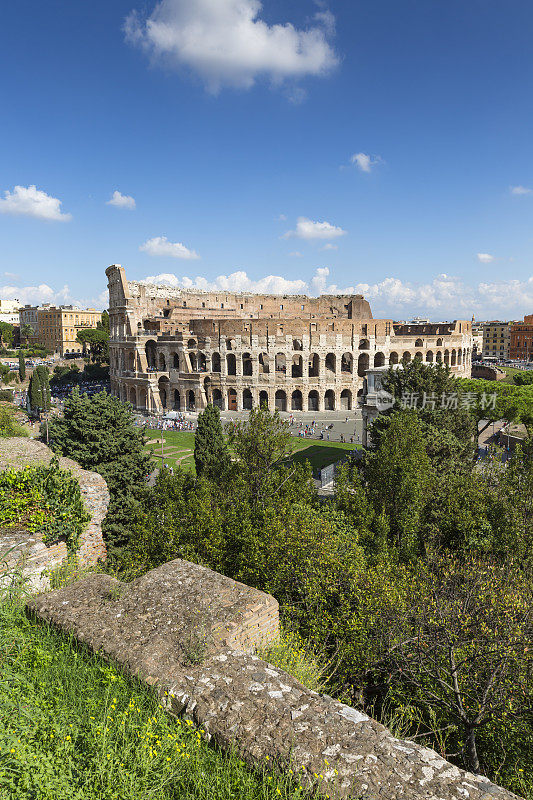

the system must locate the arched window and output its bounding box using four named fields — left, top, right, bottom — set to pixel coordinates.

left=227, top=353, right=236, bottom=375
left=173, top=389, right=180, bottom=410
left=291, top=390, right=303, bottom=411
left=415, top=338, right=423, bottom=348
left=258, top=353, right=269, bottom=374
left=259, top=390, right=269, bottom=409
left=159, top=353, right=166, bottom=371
left=308, top=390, right=319, bottom=411
left=444, top=349, right=450, bottom=365
left=275, top=353, right=286, bottom=373
left=426, top=350, right=434, bottom=363
left=189, top=352, right=197, bottom=371
left=187, top=338, right=196, bottom=349
left=325, top=389, right=335, bottom=410
left=212, top=352, right=221, bottom=372
left=359, top=339, right=370, bottom=350
left=173, top=352, right=180, bottom=369
left=374, top=352, right=385, bottom=367
left=402, top=351, right=412, bottom=364
left=243, top=389, right=253, bottom=410
left=325, top=353, right=336, bottom=374
left=198, top=352, right=207, bottom=371
left=275, top=390, right=287, bottom=412
left=340, top=389, right=352, bottom=410
left=145, top=340, right=157, bottom=369
left=309, top=353, right=319, bottom=377
left=242, top=353, right=253, bottom=376
left=451, top=349, right=457, bottom=366
left=187, top=390, right=196, bottom=411
left=415, top=351, right=423, bottom=361
left=436, top=338, right=443, bottom=347
left=213, top=389, right=223, bottom=409
left=436, top=351, right=442, bottom=363
left=389, top=351, right=399, bottom=365
left=292, top=355, right=303, bottom=378
left=358, top=352, right=369, bottom=377
left=341, top=353, right=353, bottom=373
